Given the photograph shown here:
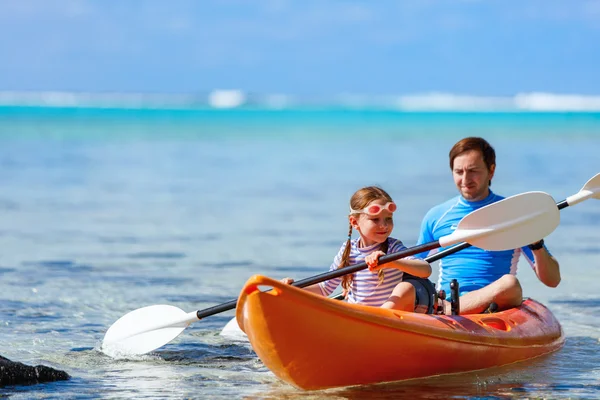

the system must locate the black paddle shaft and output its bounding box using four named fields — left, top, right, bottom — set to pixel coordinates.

left=195, top=195, right=574, bottom=320
left=196, top=299, right=238, bottom=319
left=292, top=240, right=442, bottom=288
left=195, top=240, right=442, bottom=319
